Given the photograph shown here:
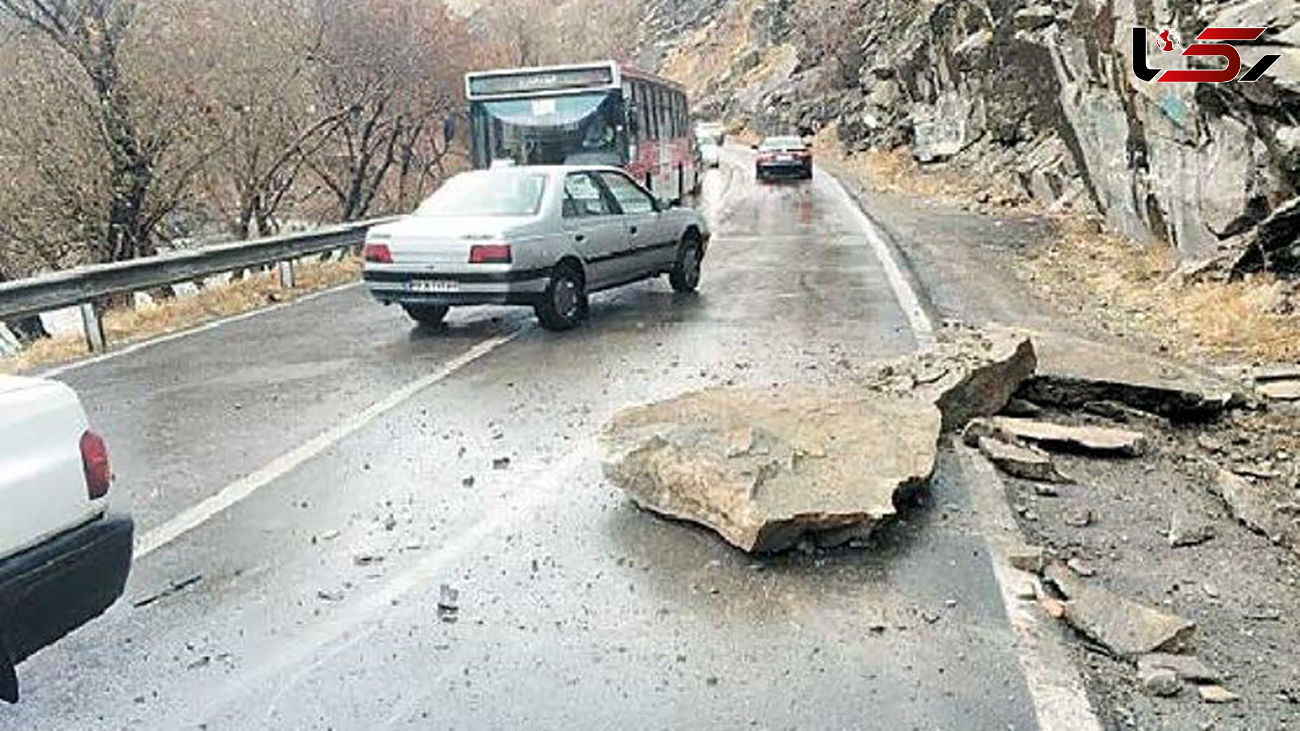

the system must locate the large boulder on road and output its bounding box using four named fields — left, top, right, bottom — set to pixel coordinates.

left=600, top=325, right=1036, bottom=553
